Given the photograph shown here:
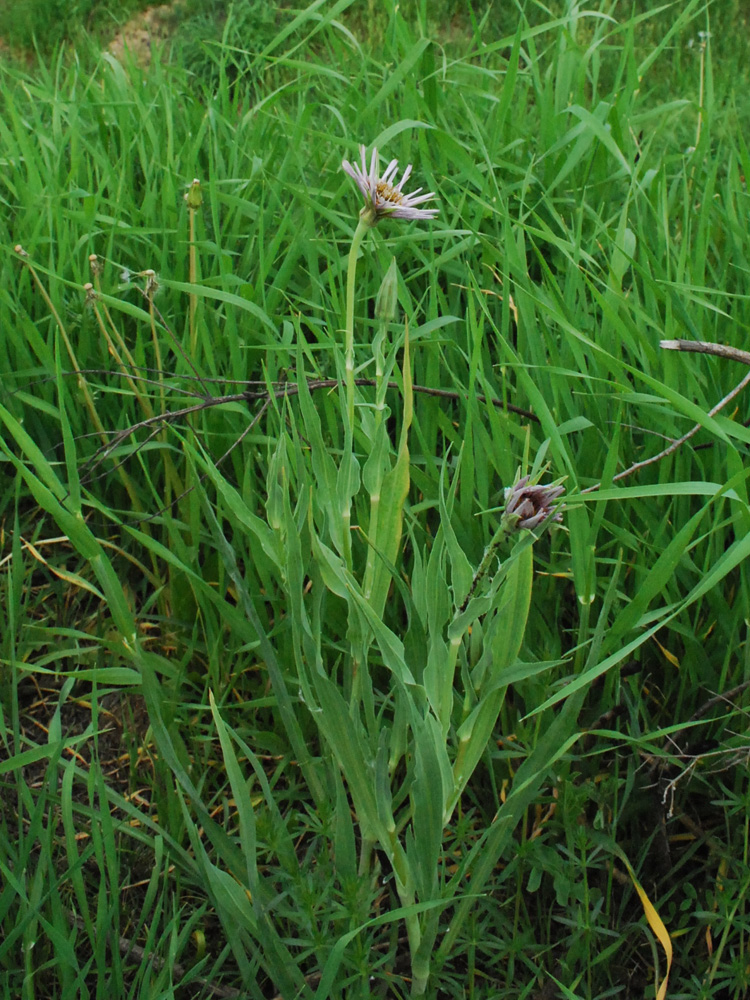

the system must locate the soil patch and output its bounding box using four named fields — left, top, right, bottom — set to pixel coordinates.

left=108, top=2, right=180, bottom=67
